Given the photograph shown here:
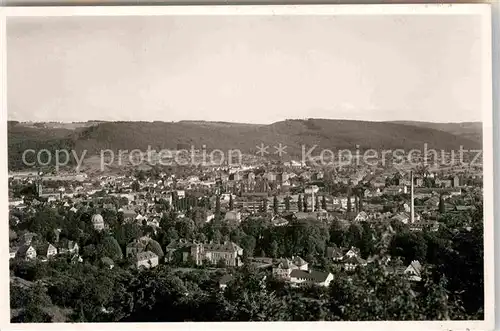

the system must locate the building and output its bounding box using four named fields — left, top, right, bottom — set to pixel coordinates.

left=330, top=246, right=368, bottom=271
left=271, top=216, right=289, bottom=227
left=224, top=210, right=241, bottom=223
left=91, top=214, right=105, bottom=231
left=126, top=239, right=147, bottom=258
left=272, top=256, right=309, bottom=280
left=326, top=246, right=344, bottom=261
left=404, top=260, right=422, bottom=282
left=36, top=243, right=58, bottom=259
left=136, top=251, right=159, bottom=269
left=383, top=186, right=408, bottom=195
left=289, top=270, right=333, bottom=287
left=57, top=239, right=79, bottom=255
left=342, top=255, right=368, bottom=271
left=354, top=211, right=368, bottom=222
left=166, top=240, right=243, bottom=267
left=16, top=245, right=37, bottom=261
left=205, top=211, right=215, bottom=223
left=194, top=241, right=244, bottom=267
left=10, top=247, right=18, bottom=259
